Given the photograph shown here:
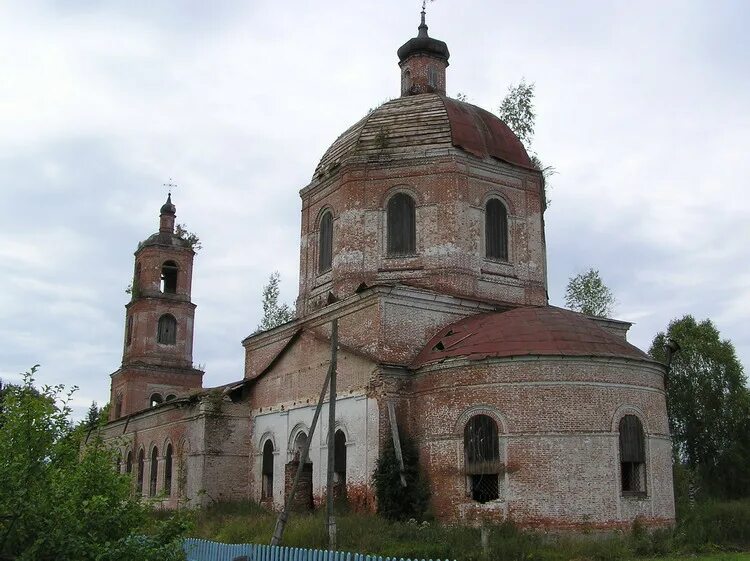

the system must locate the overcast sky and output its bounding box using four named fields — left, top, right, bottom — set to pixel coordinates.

left=2, top=0, right=748, bottom=418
